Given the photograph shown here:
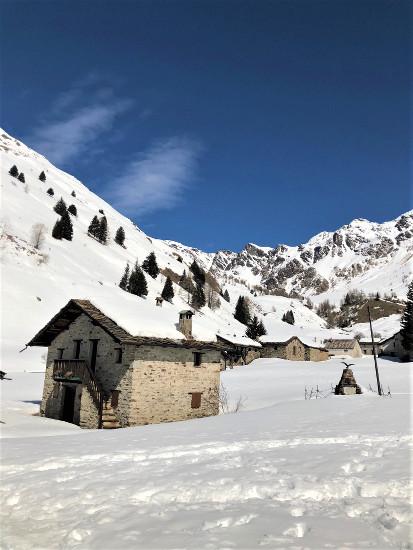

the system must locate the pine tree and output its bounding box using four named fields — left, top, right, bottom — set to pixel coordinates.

left=88, top=215, right=100, bottom=238
left=128, top=263, right=148, bottom=296
left=246, top=315, right=267, bottom=340
left=52, top=218, right=63, bottom=240
left=142, top=251, right=159, bottom=278
left=400, top=282, right=413, bottom=354
left=115, top=226, right=125, bottom=246
left=282, top=310, right=295, bottom=325
left=17, top=172, right=25, bottom=183
left=97, top=216, right=108, bottom=244
left=54, top=197, right=67, bottom=216
left=161, top=276, right=174, bottom=302
left=71, top=190, right=76, bottom=197
left=190, top=260, right=205, bottom=286
left=9, top=165, right=18, bottom=177
left=223, top=289, right=230, bottom=303
left=191, top=281, right=206, bottom=309
left=234, top=296, right=250, bottom=325
left=47, top=188, right=54, bottom=196
left=60, top=211, right=73, bottom=241
left=39, top=171, right=46, bottom=182
left=119, top=263, right=130, bottom=291
left=68, top=204, right=77, bottom=216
